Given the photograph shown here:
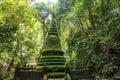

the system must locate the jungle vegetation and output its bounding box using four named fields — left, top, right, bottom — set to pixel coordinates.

left=0, top=0, right=120, bottom=79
